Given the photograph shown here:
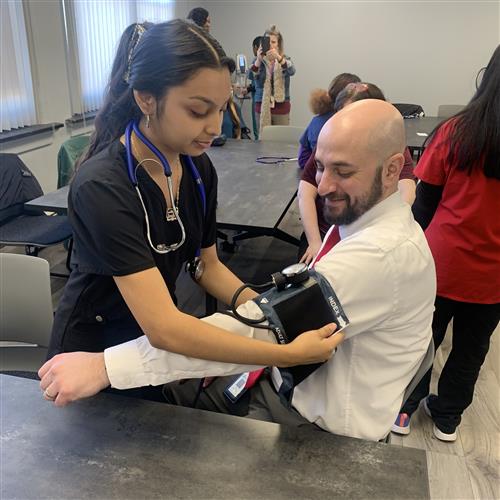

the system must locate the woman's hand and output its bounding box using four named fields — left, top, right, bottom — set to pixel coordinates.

left=267, top=48, right=280, bottom=62
left=299, top=241, right=322, bottom=265
left=38, top=352, right=110, bottom=407
left=280, top=324, right=344, bottom=367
